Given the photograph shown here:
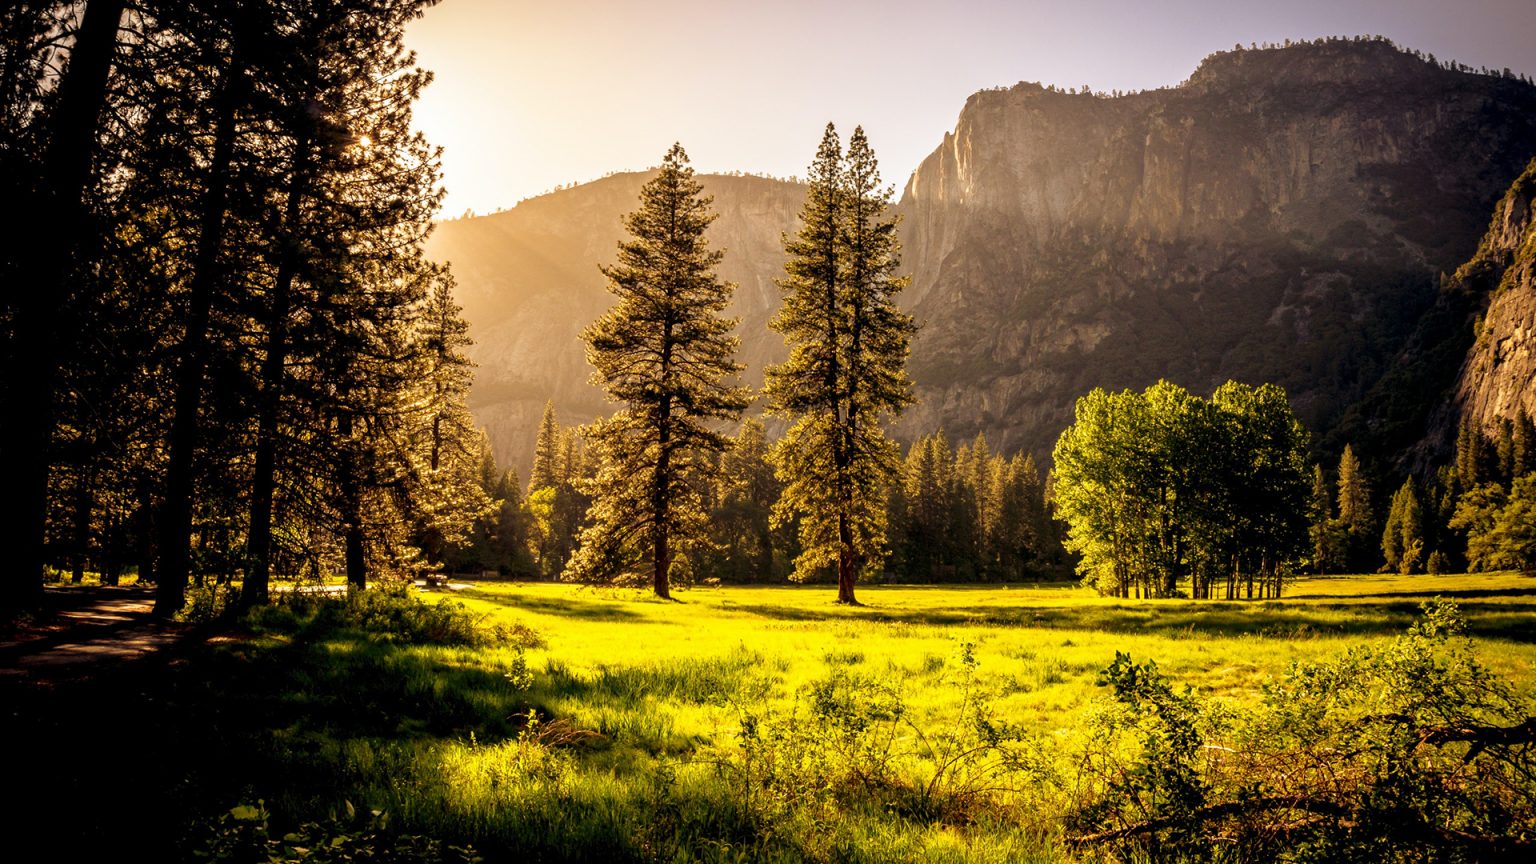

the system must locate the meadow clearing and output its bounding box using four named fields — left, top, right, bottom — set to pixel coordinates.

left=10, top=572, right=1535, bottom=862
